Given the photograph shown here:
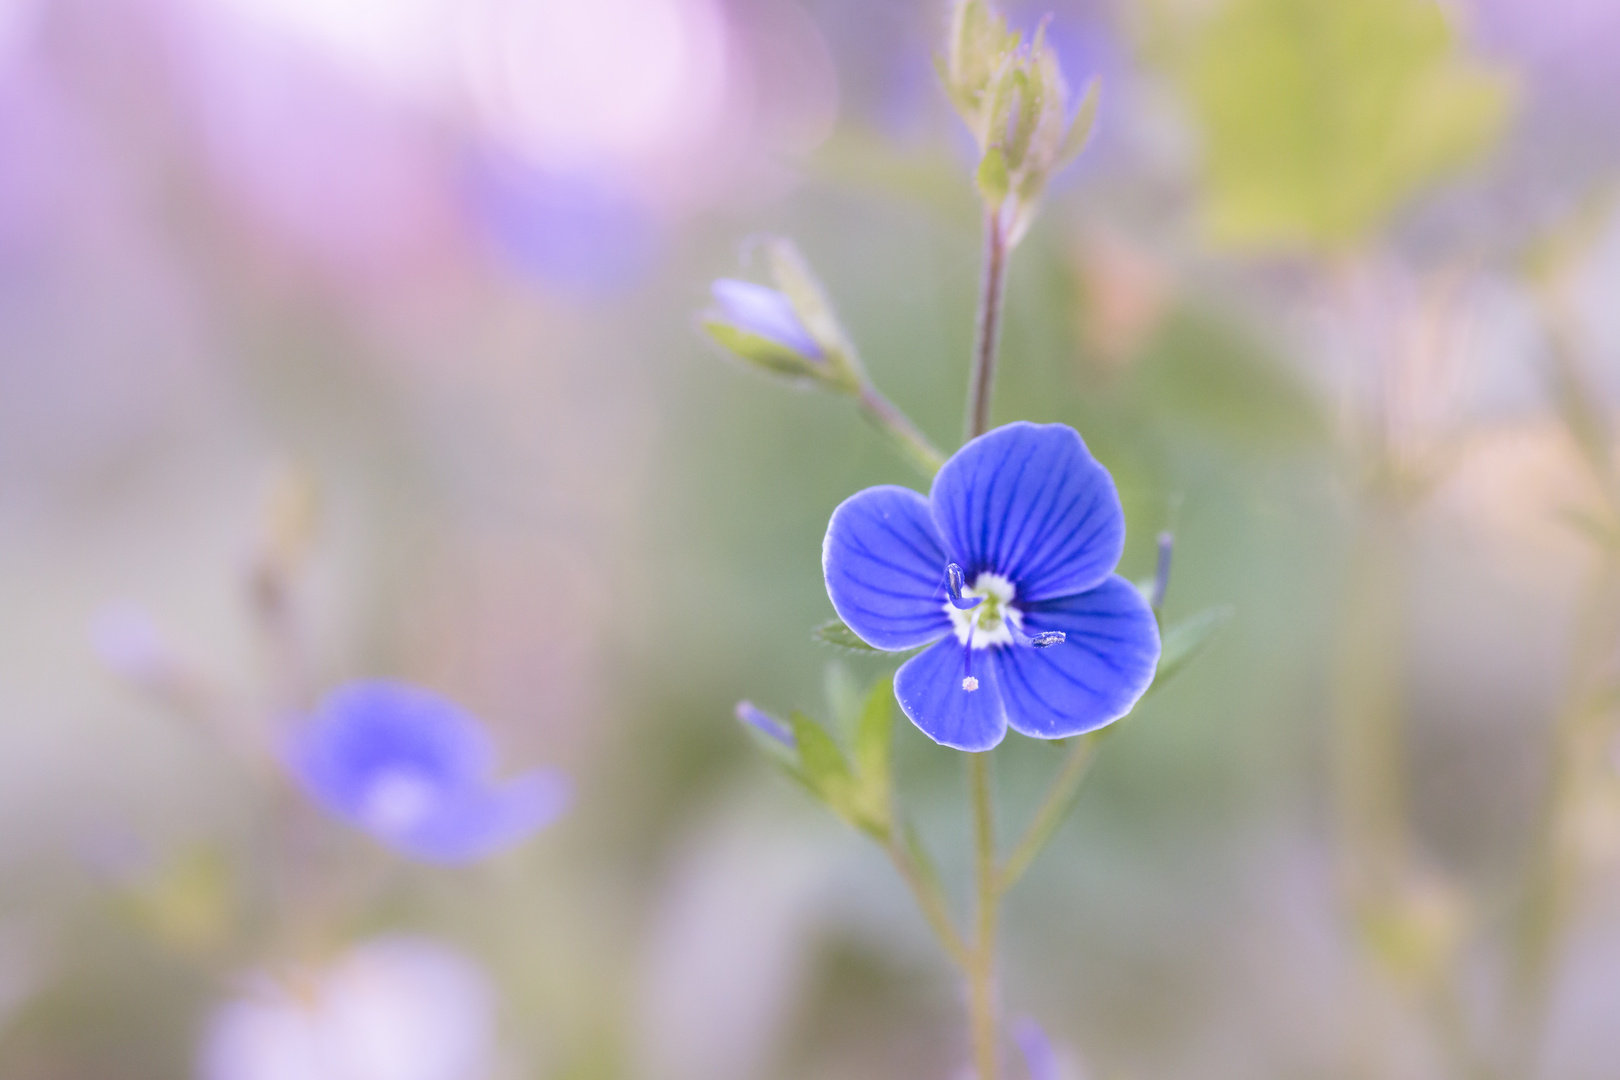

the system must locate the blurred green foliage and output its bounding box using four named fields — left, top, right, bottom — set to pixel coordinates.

left=1179, top=0, right=1513, bottom=250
